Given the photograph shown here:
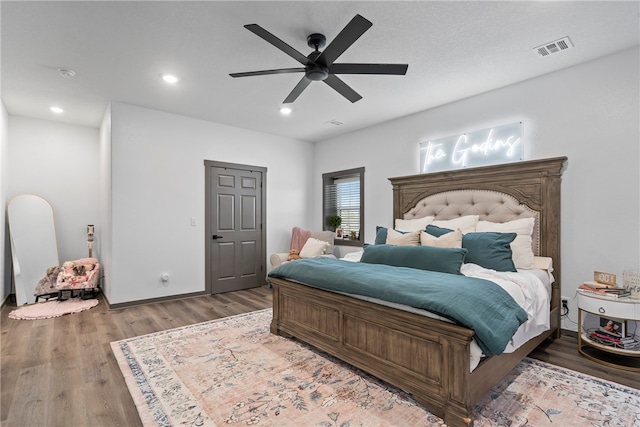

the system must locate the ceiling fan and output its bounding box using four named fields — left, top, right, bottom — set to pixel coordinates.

left=229, top=14, right=408, bottom=104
